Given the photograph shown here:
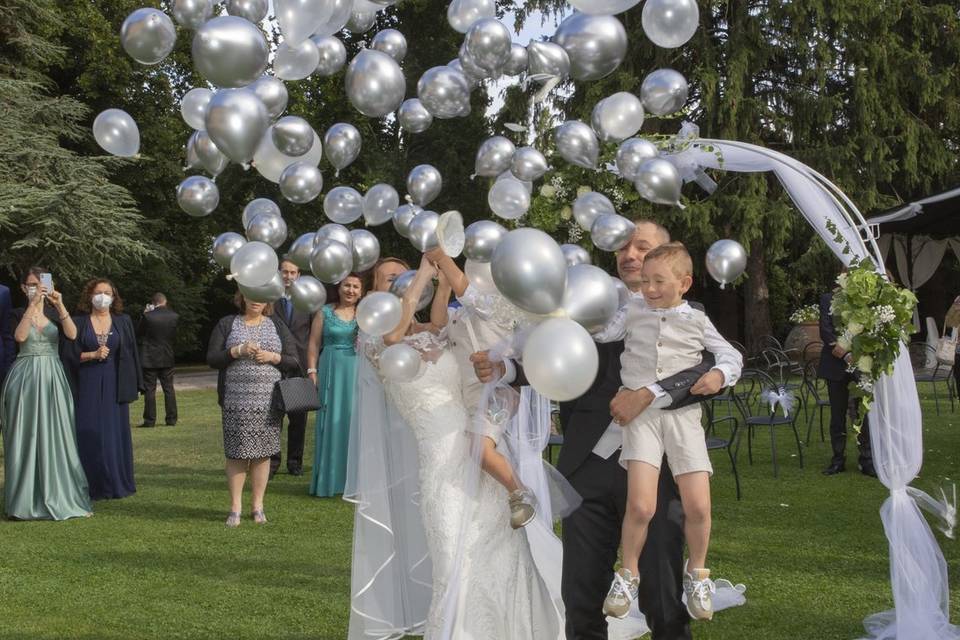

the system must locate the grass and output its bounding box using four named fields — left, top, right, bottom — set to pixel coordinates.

left=0, top=388, right=957, bottom=639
